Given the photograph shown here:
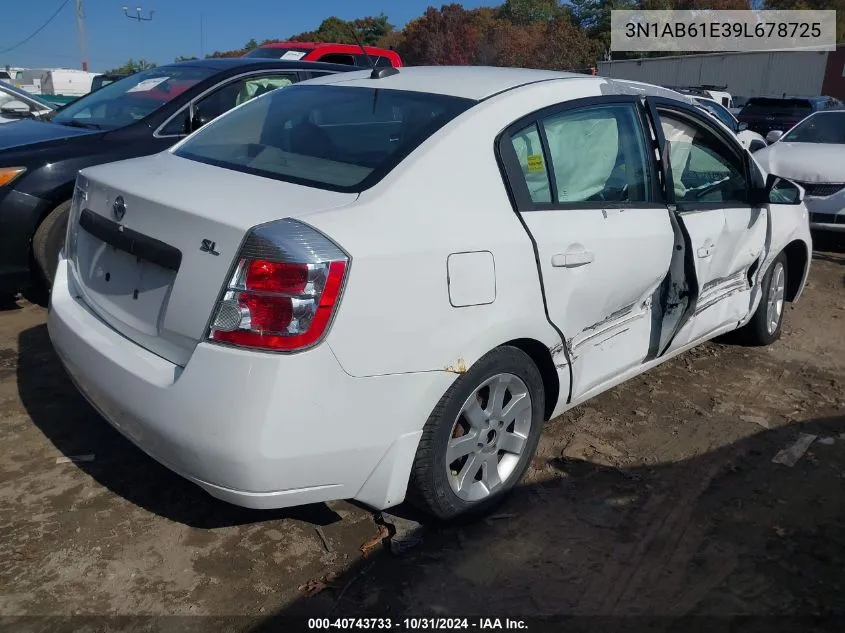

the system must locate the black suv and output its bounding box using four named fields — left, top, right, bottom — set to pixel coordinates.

left=737, top=96, right=843, bottom=137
